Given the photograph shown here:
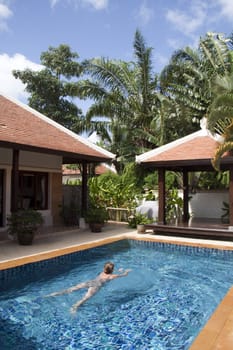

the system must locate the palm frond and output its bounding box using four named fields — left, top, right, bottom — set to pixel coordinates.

left=212, top=141, right=233, bottom=170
